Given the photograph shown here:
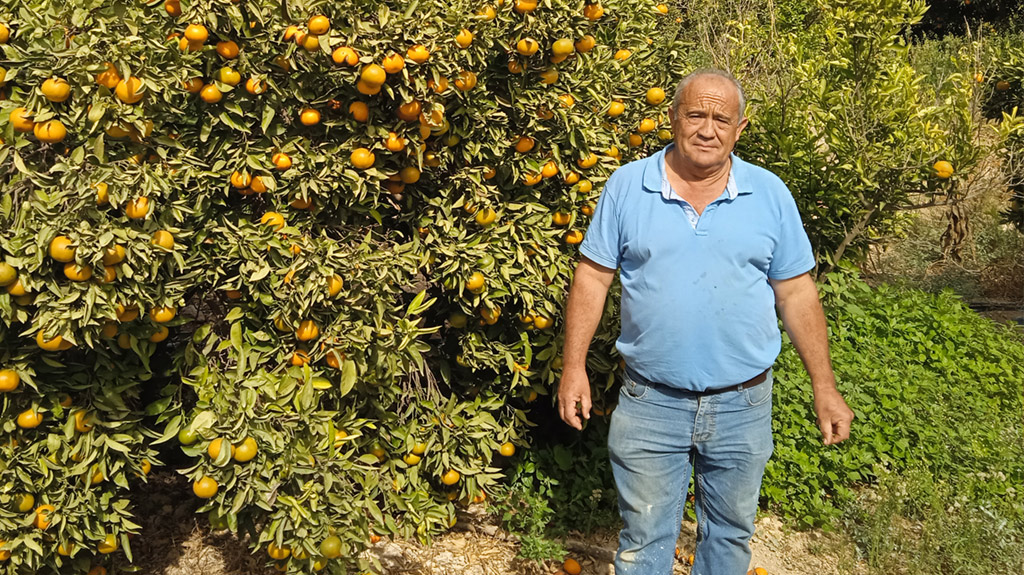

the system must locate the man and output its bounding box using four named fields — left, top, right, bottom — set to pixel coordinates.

left=557, top=69, right=854, bottom=575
